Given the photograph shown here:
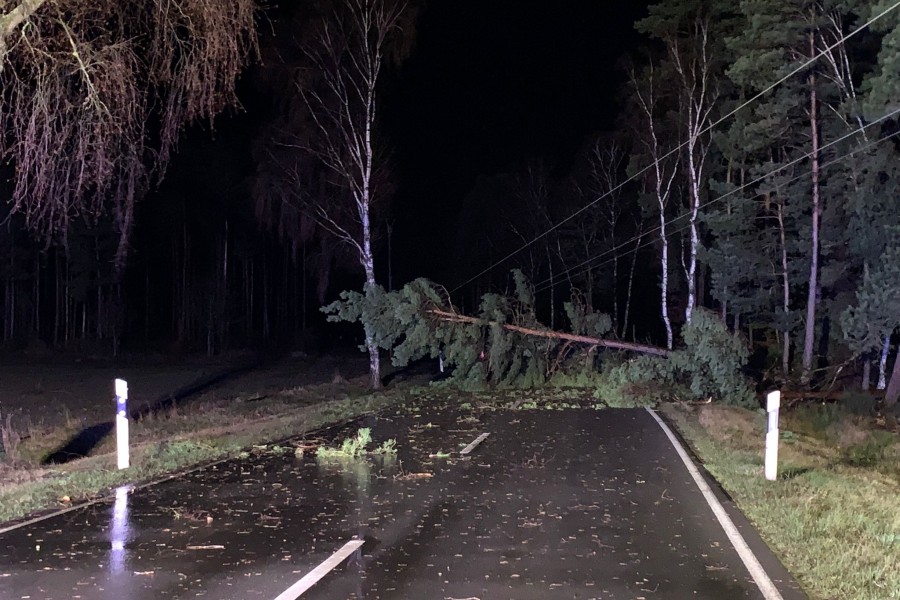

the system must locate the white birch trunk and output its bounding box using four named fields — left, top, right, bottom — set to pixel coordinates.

left=621, top=224, right=642, bottom=340
left=633, top=66, right=677, bottom=350
left=877, top=335, right=889, bottom=390
left=668, top=18, right=714, bottom=327
left=685, top=149, right=700, bottom=325
left=777, top=202, right=791, bottom=376
left=360, top=197, right=381, bottom=389
left=360, top=68, right=382, bottom=389
left=801, top=39, right=821, bottom=386
left=683, top=102, right=704, bottom=327
left=659, top=205, right=673, bottom=350
left=861, top=358, right=871, bottom=390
